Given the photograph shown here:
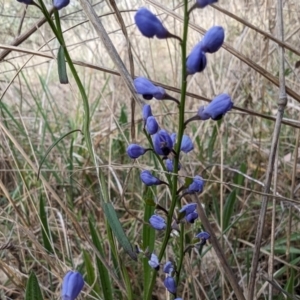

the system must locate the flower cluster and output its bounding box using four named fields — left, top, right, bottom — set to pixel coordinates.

left=127, top=0, right=233, bottom=300
left=127, top=1, right=232, bottom=297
